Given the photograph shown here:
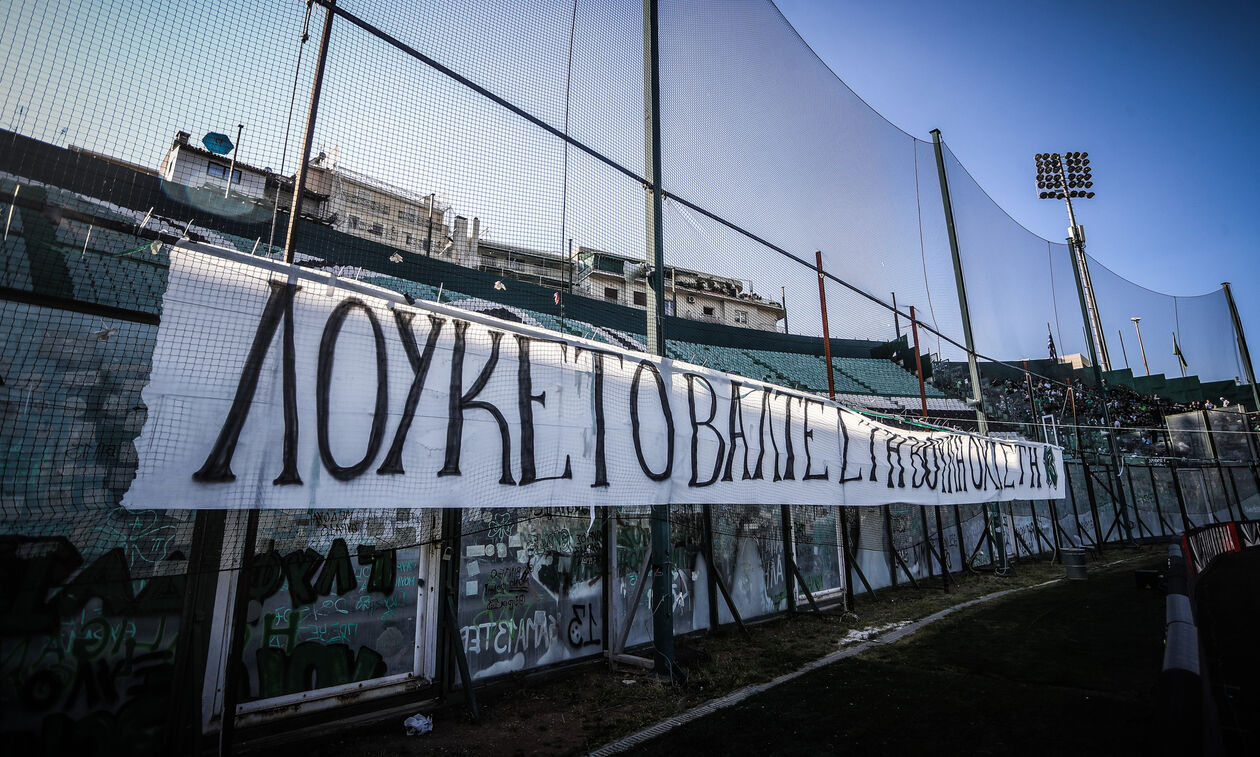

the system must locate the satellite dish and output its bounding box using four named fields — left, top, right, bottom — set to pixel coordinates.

left=202, top=132, right=234, bottom=155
